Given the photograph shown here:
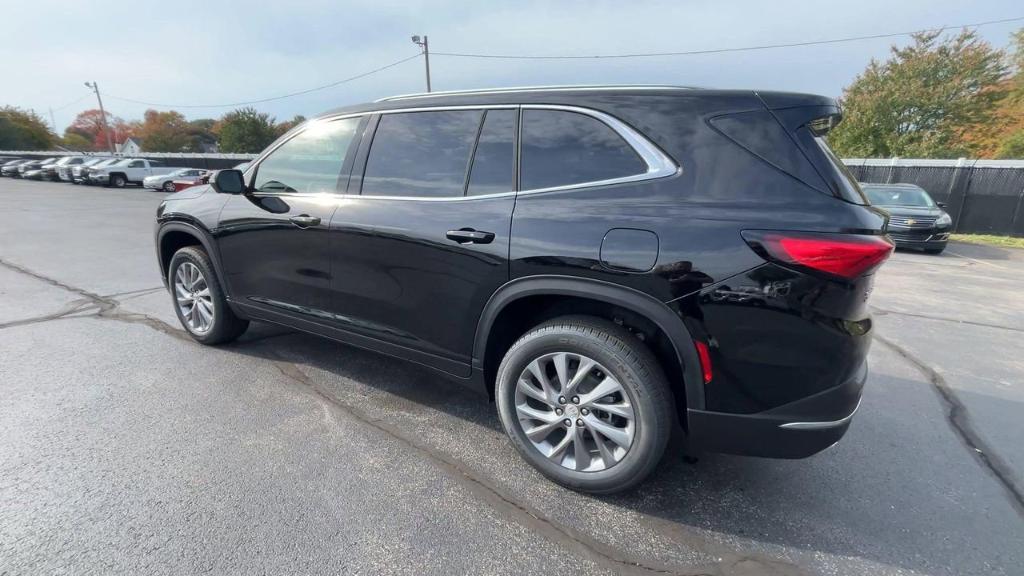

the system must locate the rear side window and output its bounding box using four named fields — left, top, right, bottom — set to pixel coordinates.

left=254, top=117, right=361, bottom=194
left=362, top=110, right=483, bottom=198
left=467, top=109, right=516, bottom=196
left=520, top=109, right=646, bottom=191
